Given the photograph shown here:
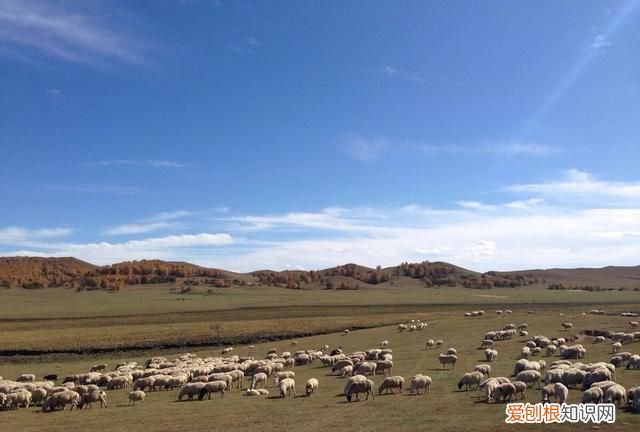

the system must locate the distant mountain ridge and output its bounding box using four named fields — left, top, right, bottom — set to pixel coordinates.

left=0, top=256, right=639, bottom=291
